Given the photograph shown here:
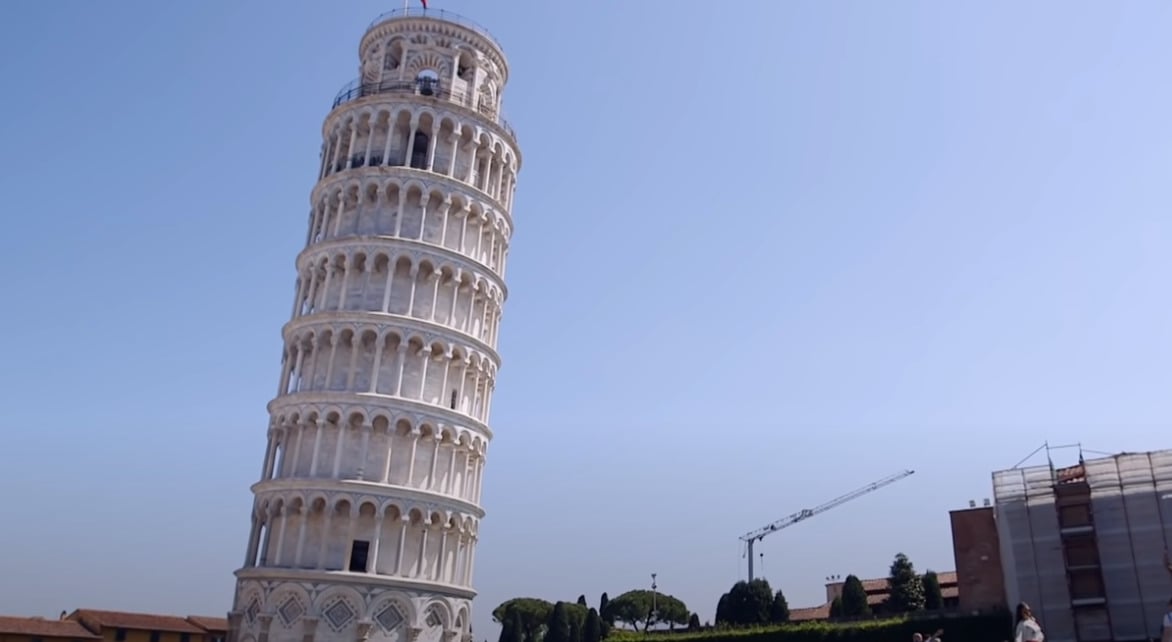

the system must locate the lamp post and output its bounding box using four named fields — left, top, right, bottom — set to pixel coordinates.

left=650, top=573, right=658, bottom=630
